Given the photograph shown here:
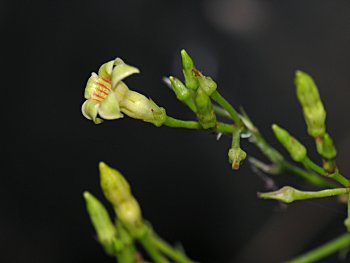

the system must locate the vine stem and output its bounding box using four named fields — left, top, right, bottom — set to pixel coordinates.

left=287, top=233, right=350, bottom=263
left=139, top=232, right=169, bottom=263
